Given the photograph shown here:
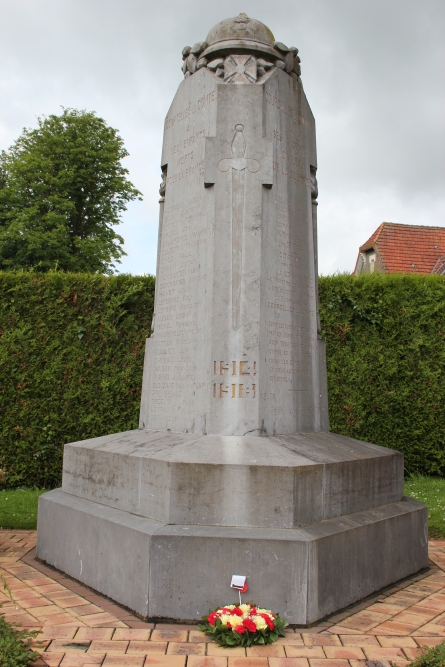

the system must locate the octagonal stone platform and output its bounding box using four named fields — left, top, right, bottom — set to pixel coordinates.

left=36, top=429, right=428, bottom=624
left=59, top=429, right=405, bottom=529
